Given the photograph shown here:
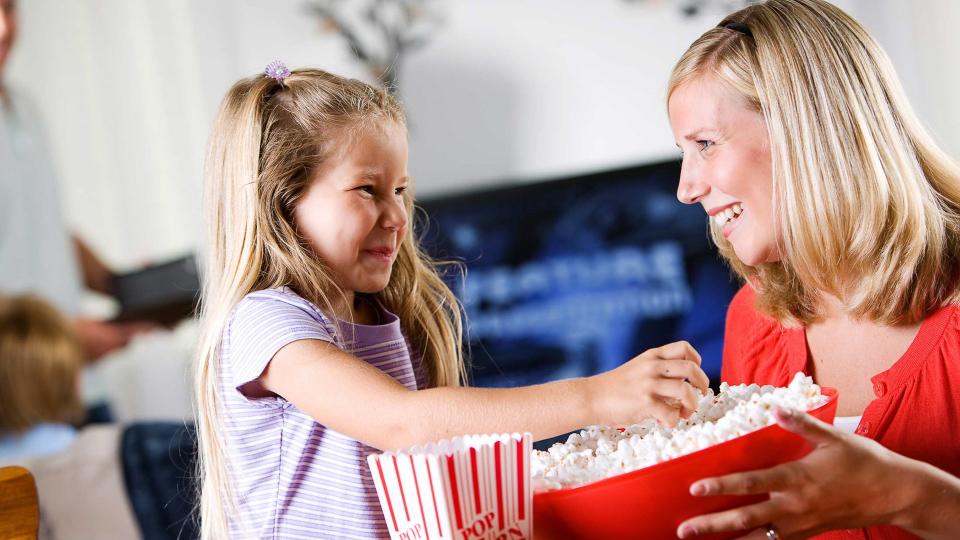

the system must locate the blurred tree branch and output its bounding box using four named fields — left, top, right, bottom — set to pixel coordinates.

left=621, top=0, right=757, bottom=17
left=306, top=0, right=444, bottom=94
